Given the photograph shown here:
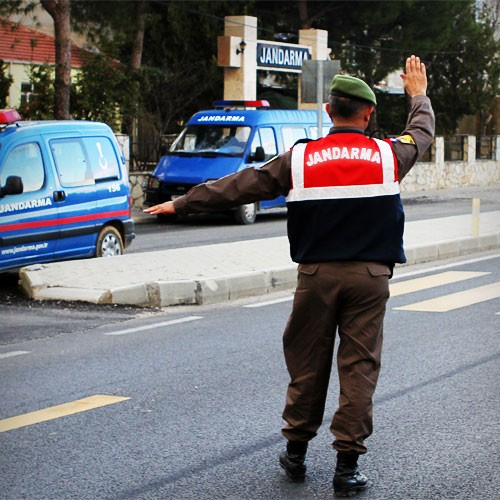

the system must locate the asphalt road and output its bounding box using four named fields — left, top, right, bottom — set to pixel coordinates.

left=1, top=254, right=499, bottom=499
